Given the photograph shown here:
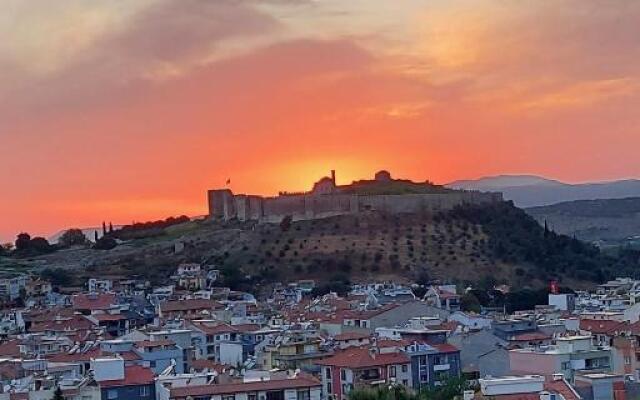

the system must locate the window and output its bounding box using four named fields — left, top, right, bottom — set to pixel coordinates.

left=327, top=383, right=332, bottom=394
left=248, top=392, right=258, bottom=400
left=297, top=390, right=311, bottom=400
left=266, top=390, right=285, bottom=400
left=389, top=366, right=396, bottom=378
left=222, top=395, right=235, bottom=400
left=139, top=386, right=150, bottom=397
left=325, top=367, right=332, bottom=379
left=435, top=371, right=449, bottom=381
left=561, top=361, right=571, bottom=370
left=402, top=379, right=408, bottom=387
left=342, top=384, right=351, bottom=395
left=149, top=361, right=156, bottom=368
left=107, top=389, right=118, bottom=400
left=401, top=364, right=408, bottom=373
left=434, top=355, right=447, bottom=365
left=625, top=356, right=632, bottom=365
left=341, top=369, right=346, bottom=380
